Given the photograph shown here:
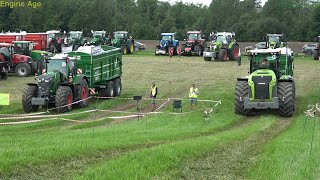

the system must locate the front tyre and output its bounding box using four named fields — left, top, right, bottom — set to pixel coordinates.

left=56, top=86, right=73, bottom=113
left=277, top=82, right=295, bottom=117
left=15, top=63, right=31, bottom=77
left=22, top=85, right=39, bottom=113
left=234, top=81, right=256, bottom=116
